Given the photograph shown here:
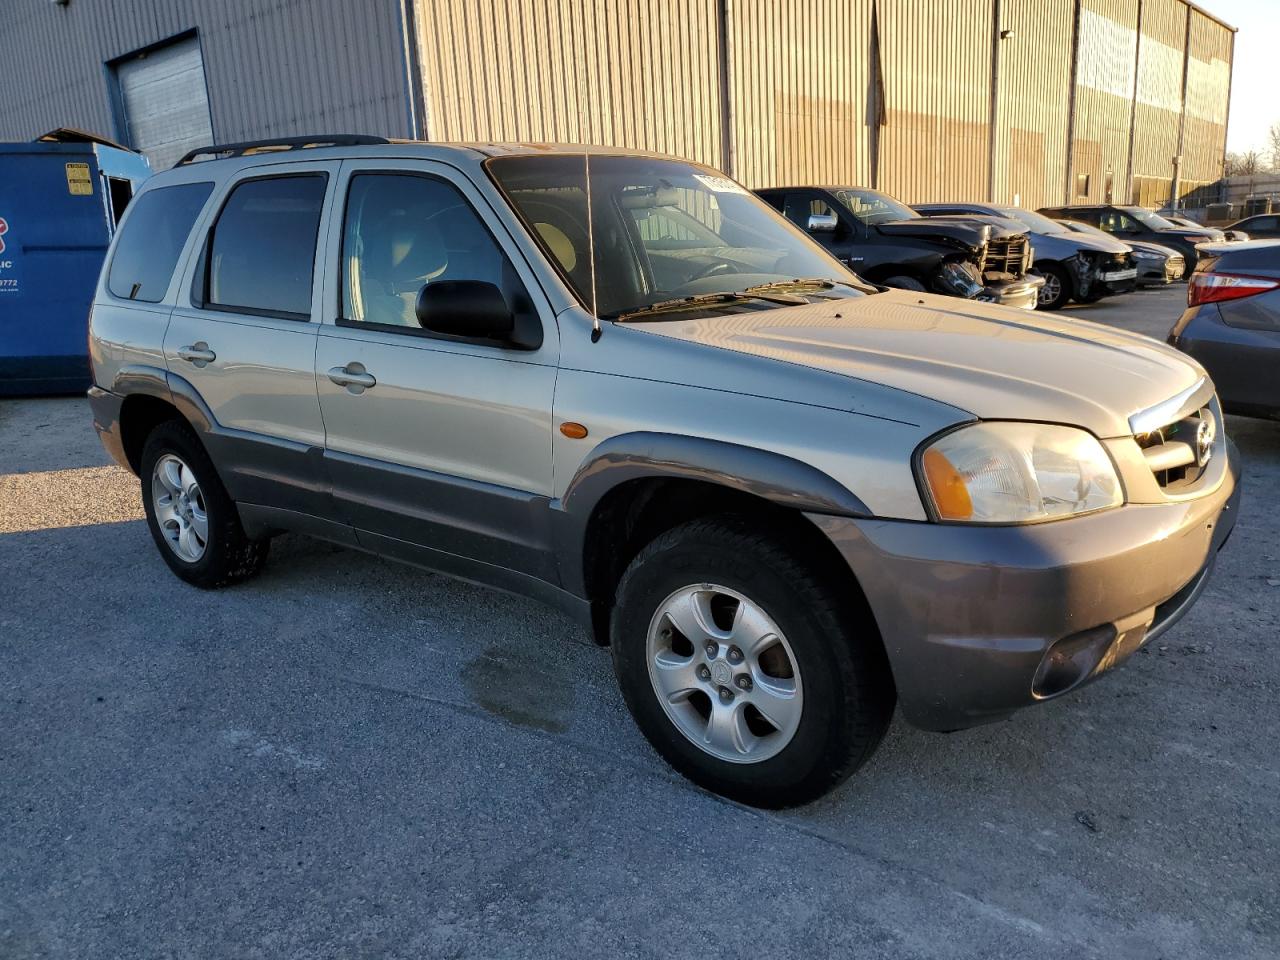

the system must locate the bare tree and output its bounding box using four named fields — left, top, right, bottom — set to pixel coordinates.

left=1224, top=151, right=1263, bottom=176
left=1269, top=122, right=1280, bottom=172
